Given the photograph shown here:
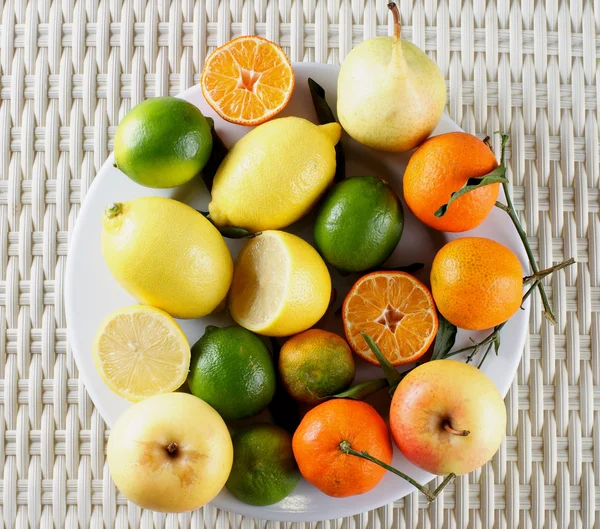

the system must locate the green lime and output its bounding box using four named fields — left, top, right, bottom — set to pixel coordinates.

left=114, top=97, right=213, bottom=188
left=314, top=176, right=403, bottom=272
left=226, top=424, right=300, bottom=506
left=187, top=325, right=276, bottom=420
left=279, top=329, right=355, bottom=404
